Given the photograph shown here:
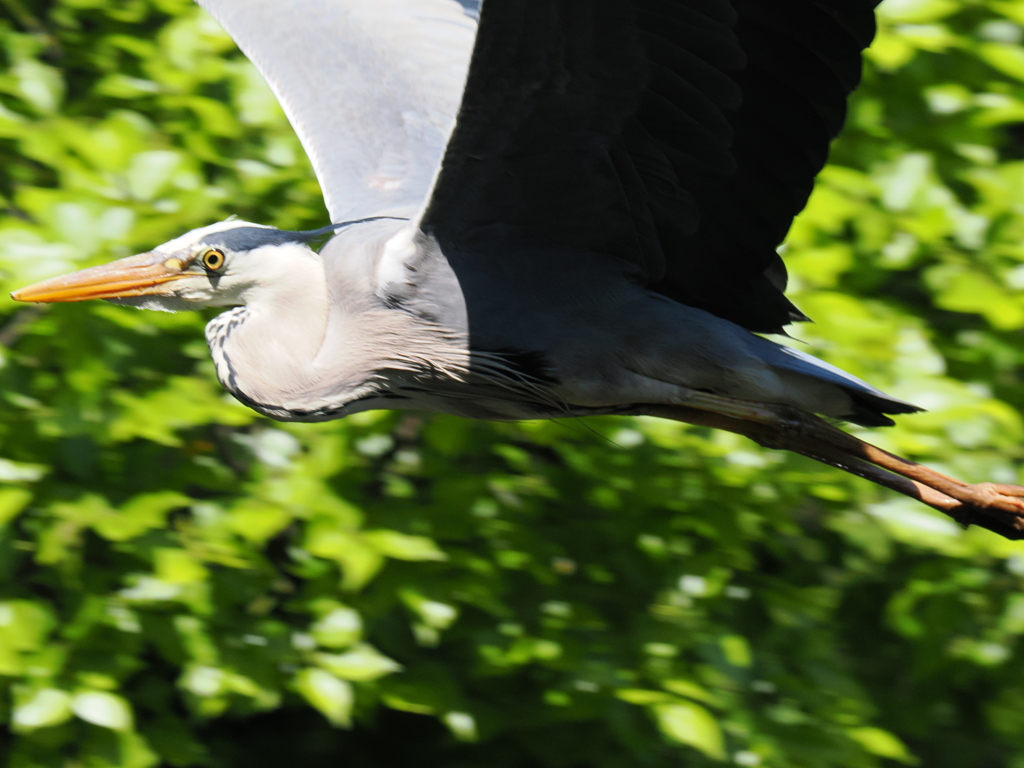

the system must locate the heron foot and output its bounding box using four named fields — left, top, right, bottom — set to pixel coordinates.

left=943, top=482, right=1024, bottom=538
